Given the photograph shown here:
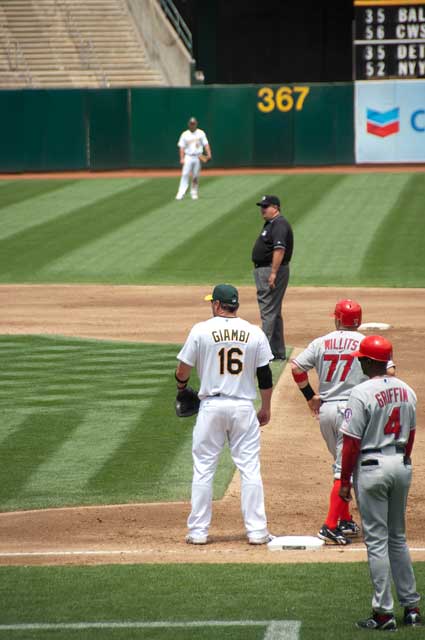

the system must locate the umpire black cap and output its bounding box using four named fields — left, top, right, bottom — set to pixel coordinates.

left=256, top=195, right=280, bottom=207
